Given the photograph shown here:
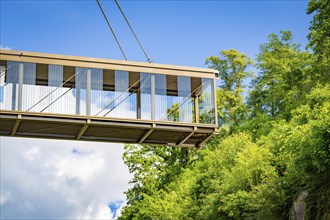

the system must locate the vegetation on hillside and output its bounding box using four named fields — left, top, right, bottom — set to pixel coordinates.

left=119, top=0, right=330, bottom=219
